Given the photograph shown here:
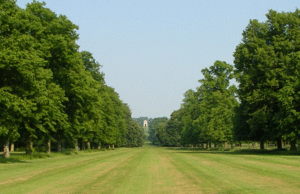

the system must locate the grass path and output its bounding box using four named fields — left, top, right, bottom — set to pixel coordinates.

left=1, top=146, right=300, bottom=193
